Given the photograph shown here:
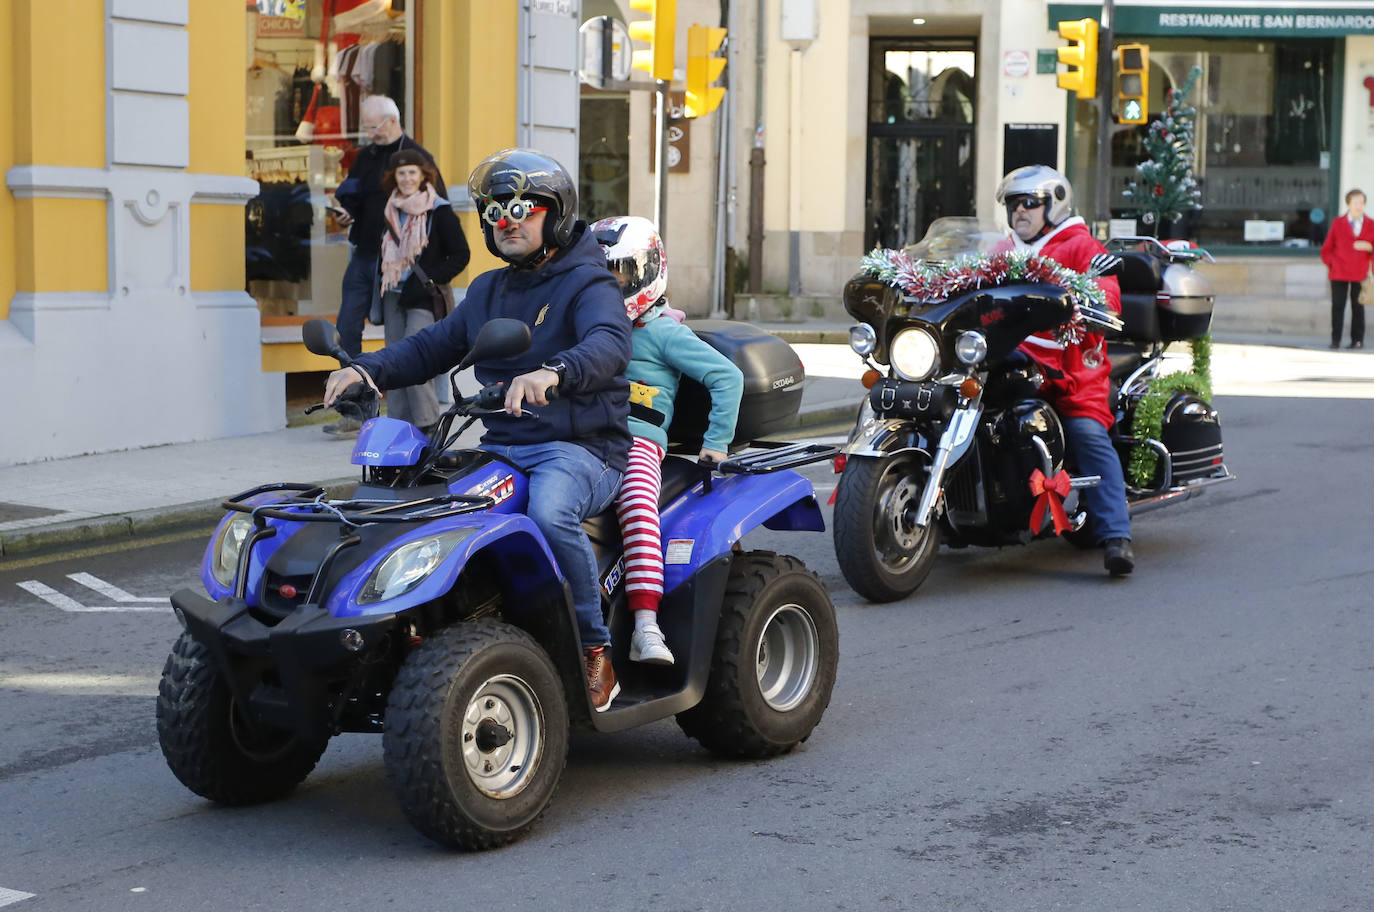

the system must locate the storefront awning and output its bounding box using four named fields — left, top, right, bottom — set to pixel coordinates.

left=1046, top=1, right=1374, bottom=36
